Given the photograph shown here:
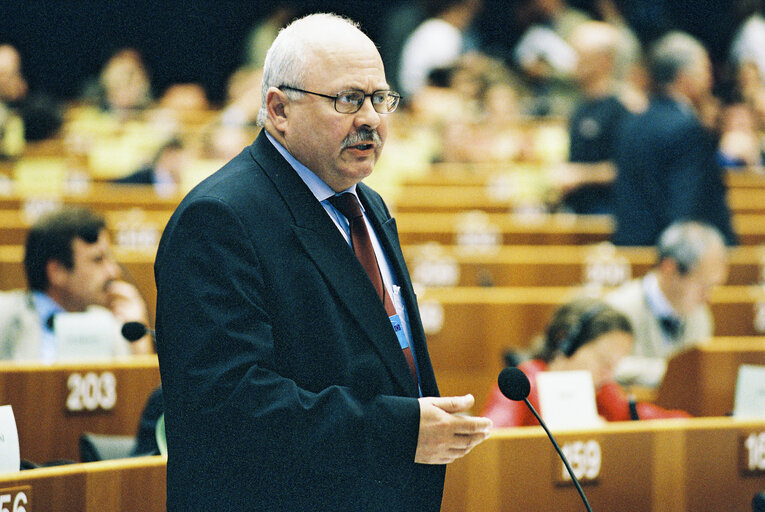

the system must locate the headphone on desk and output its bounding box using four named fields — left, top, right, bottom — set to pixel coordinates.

left=557, top=304, right=608, bottom=358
